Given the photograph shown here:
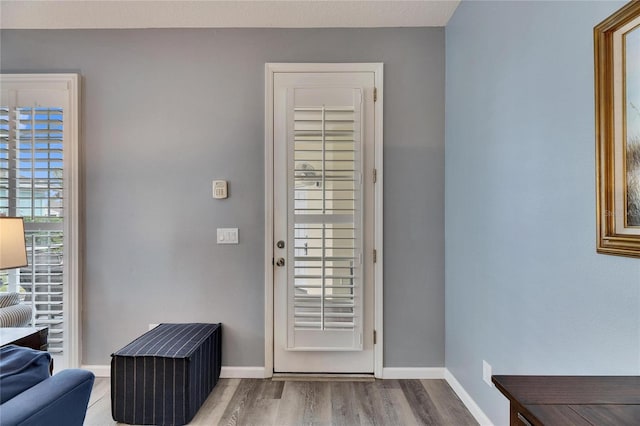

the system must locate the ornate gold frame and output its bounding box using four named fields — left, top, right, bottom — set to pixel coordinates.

left=595, top=1, right=640, bottom=257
